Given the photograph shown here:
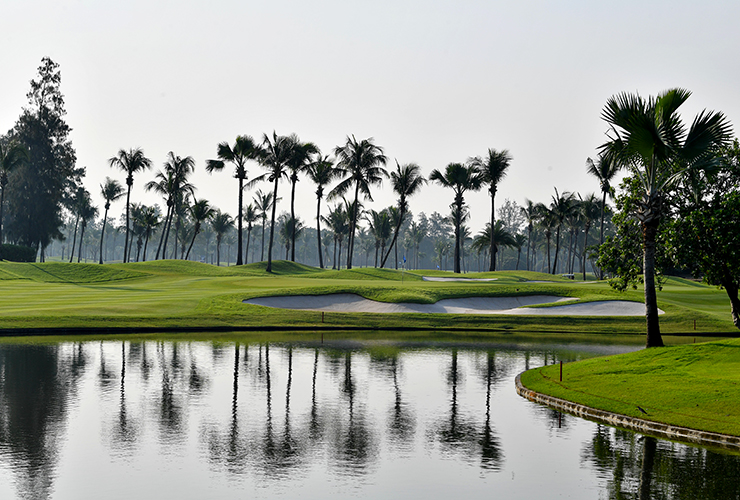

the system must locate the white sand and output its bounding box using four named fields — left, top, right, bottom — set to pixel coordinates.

left=243, top=294, right=659, bottom=316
